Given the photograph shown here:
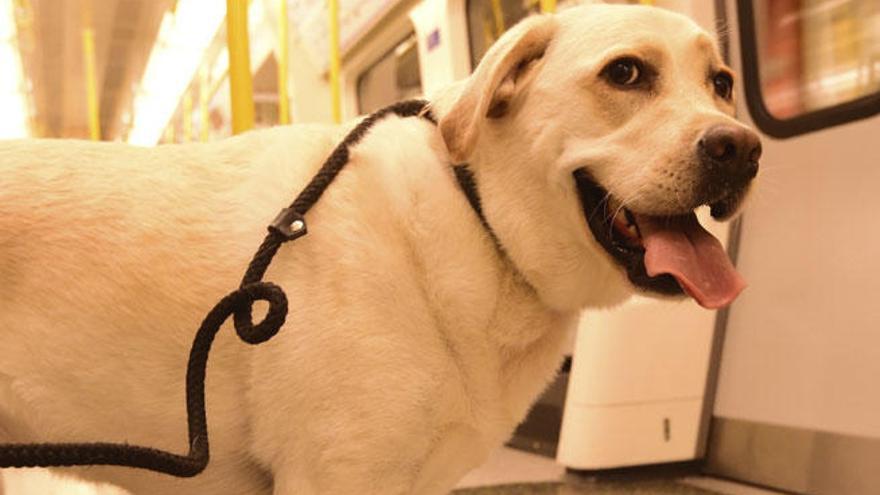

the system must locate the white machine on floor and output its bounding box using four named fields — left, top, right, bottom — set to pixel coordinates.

left=556, top=288, right=720, bottom=469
